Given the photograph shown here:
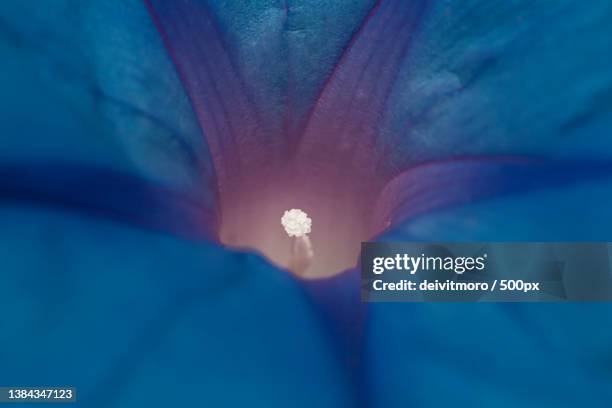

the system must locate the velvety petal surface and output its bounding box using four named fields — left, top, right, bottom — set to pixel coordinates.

left=363, top=1, right=612, bottom=406
left=368, top=0, right=612, bottom=268
left=0, top=0, right=217, bottom=236
left=366, top=179, right=612, bottom=407
left=0, top=207, right=354, bottom=407
left=378, top=0, right=612, bottom=173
